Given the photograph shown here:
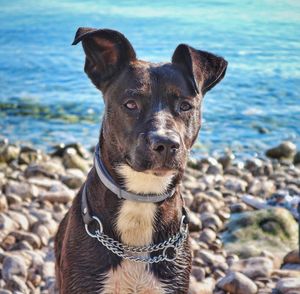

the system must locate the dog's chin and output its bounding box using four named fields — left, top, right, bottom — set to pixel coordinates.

left=125, top=159, right=178, bottom=177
